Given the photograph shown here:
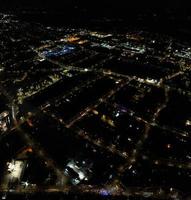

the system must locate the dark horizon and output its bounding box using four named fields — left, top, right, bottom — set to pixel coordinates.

left=0, top=0, right=190, bottom=14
